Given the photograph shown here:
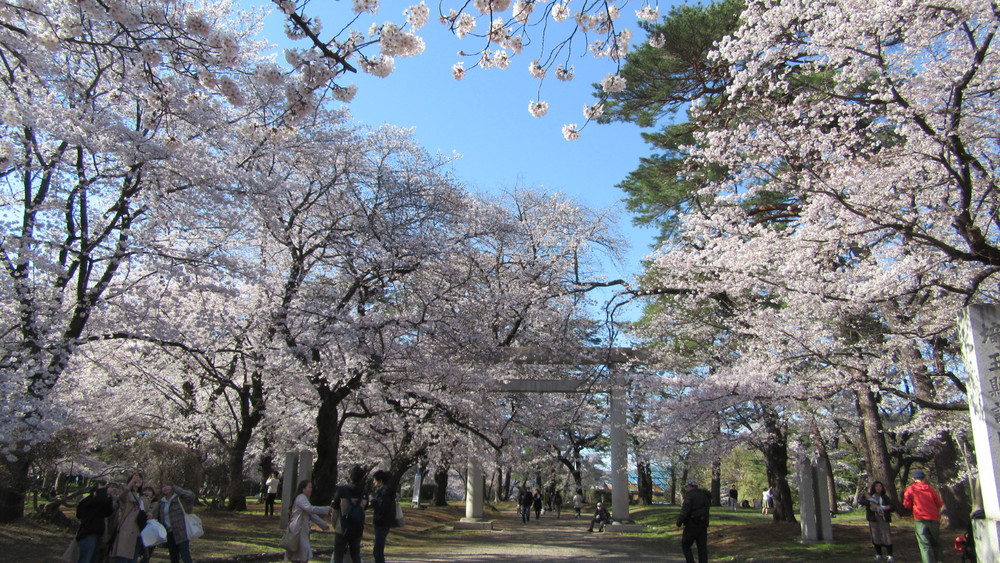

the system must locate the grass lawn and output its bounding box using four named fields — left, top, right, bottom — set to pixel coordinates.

left=0, top=498, right=949, bottom=561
